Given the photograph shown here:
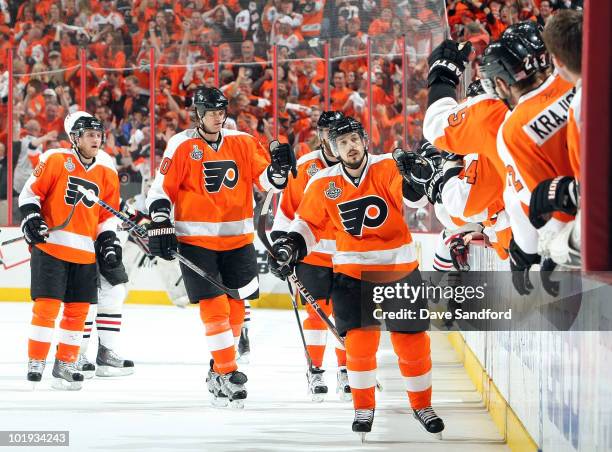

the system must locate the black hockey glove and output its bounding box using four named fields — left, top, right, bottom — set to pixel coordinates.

left=268, top=142, right=297, bottom=189
left=393, top=148, right=443, bottom=204
left=146, top=219, right=178, bottom=260
left=427, top=40, right=472, bottom=88
left=449, top=234, right=471, bottom=272
left=509, top=238, right=540, bottom=296
left=268, top=232, right=306, bottom=280
left=529, top=176, right=578, bottom=229
left=20, top=205, right=49, bottom=245
left=96, top=230, right=121, bottom=268
left=540, top=258, right=560, bottom=297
